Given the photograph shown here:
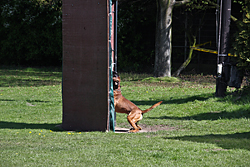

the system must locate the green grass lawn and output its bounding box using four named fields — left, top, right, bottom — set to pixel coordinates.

left=0, top=67, right=249, bottom=166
